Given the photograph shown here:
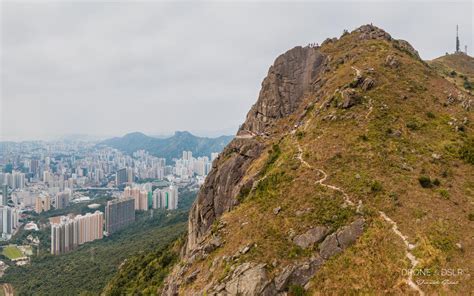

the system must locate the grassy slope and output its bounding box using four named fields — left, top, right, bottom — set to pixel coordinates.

left=178, top=31, right=473, bottom=295
left=429, top=53, right=474, bottom=91
left=430, top=53, right=474, bottom=77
